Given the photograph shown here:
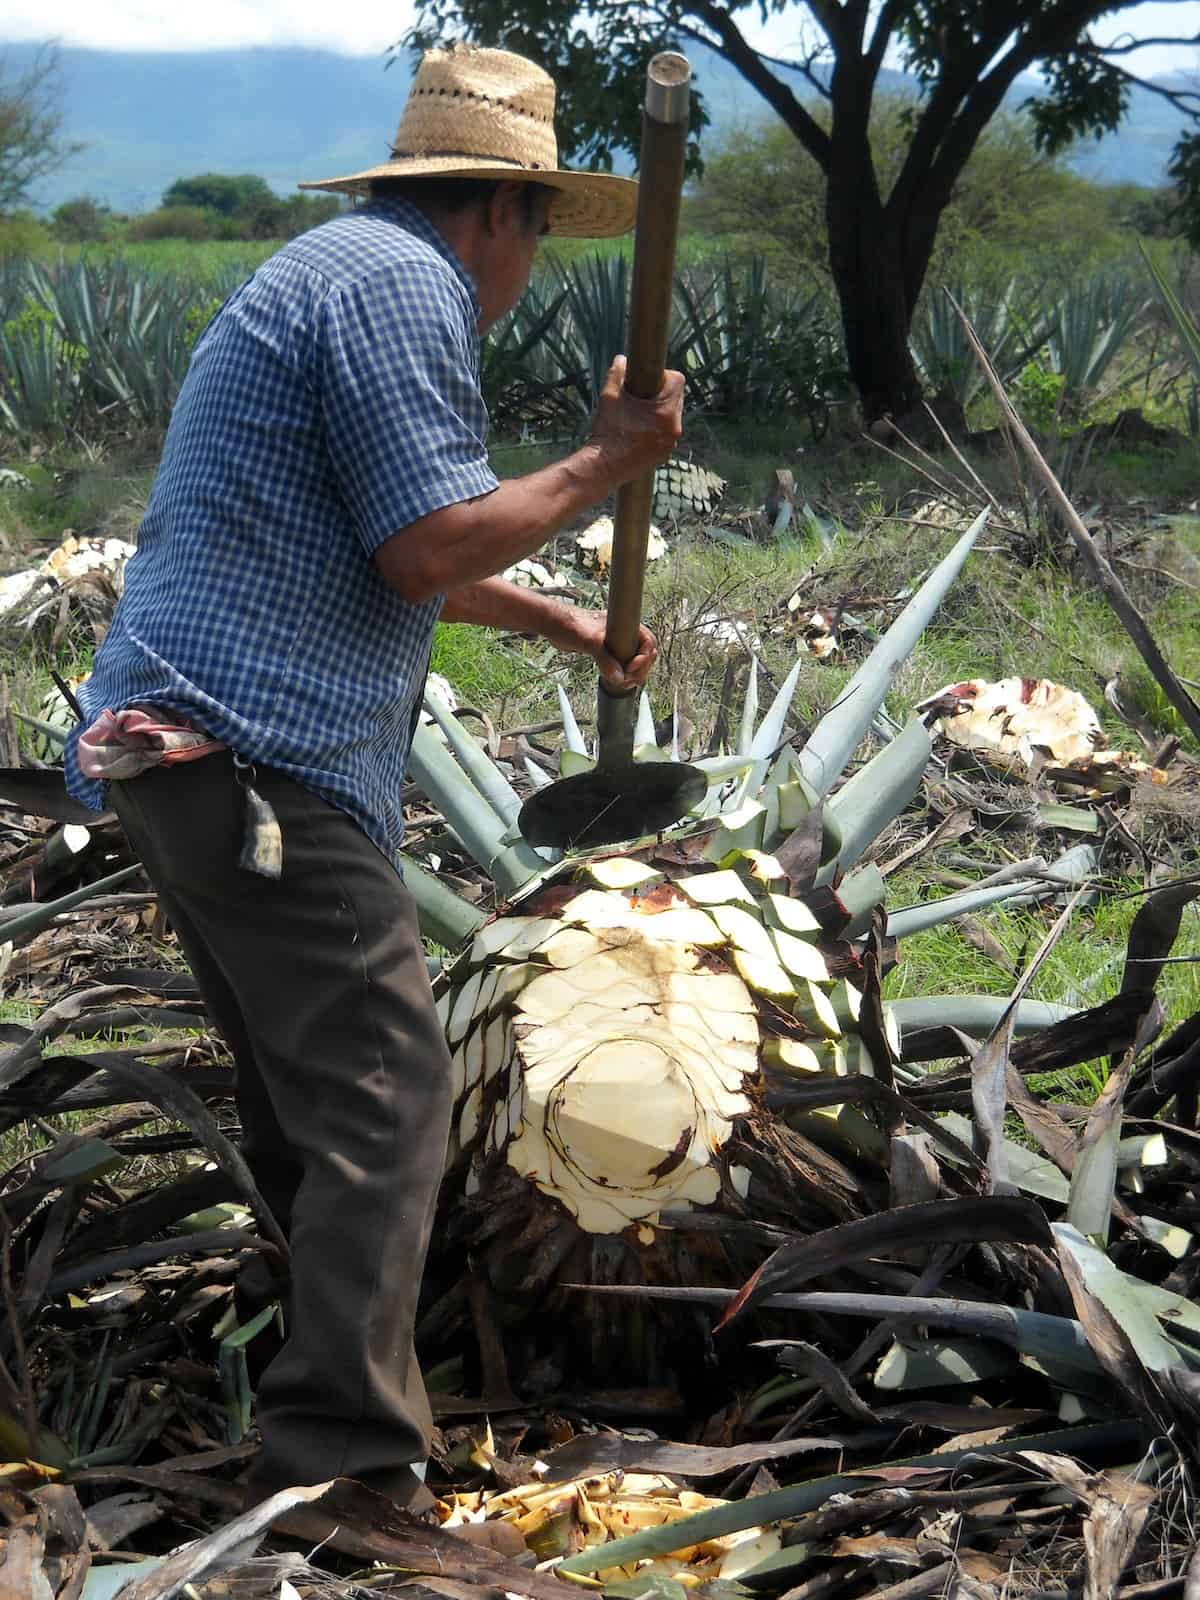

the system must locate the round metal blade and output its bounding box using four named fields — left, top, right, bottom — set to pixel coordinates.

left=518, top=761, right=707, bottom=850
